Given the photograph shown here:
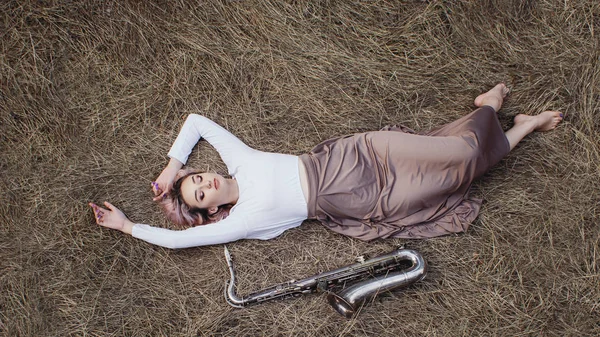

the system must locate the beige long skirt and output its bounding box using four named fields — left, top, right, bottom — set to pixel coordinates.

left=299, top=106, right=510, bottom=240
